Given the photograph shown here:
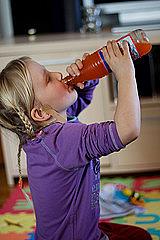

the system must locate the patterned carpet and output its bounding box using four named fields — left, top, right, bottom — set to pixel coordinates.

left=0, top=175, right=160, bottom=240
left=100, top=175, right=160, bottom=240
